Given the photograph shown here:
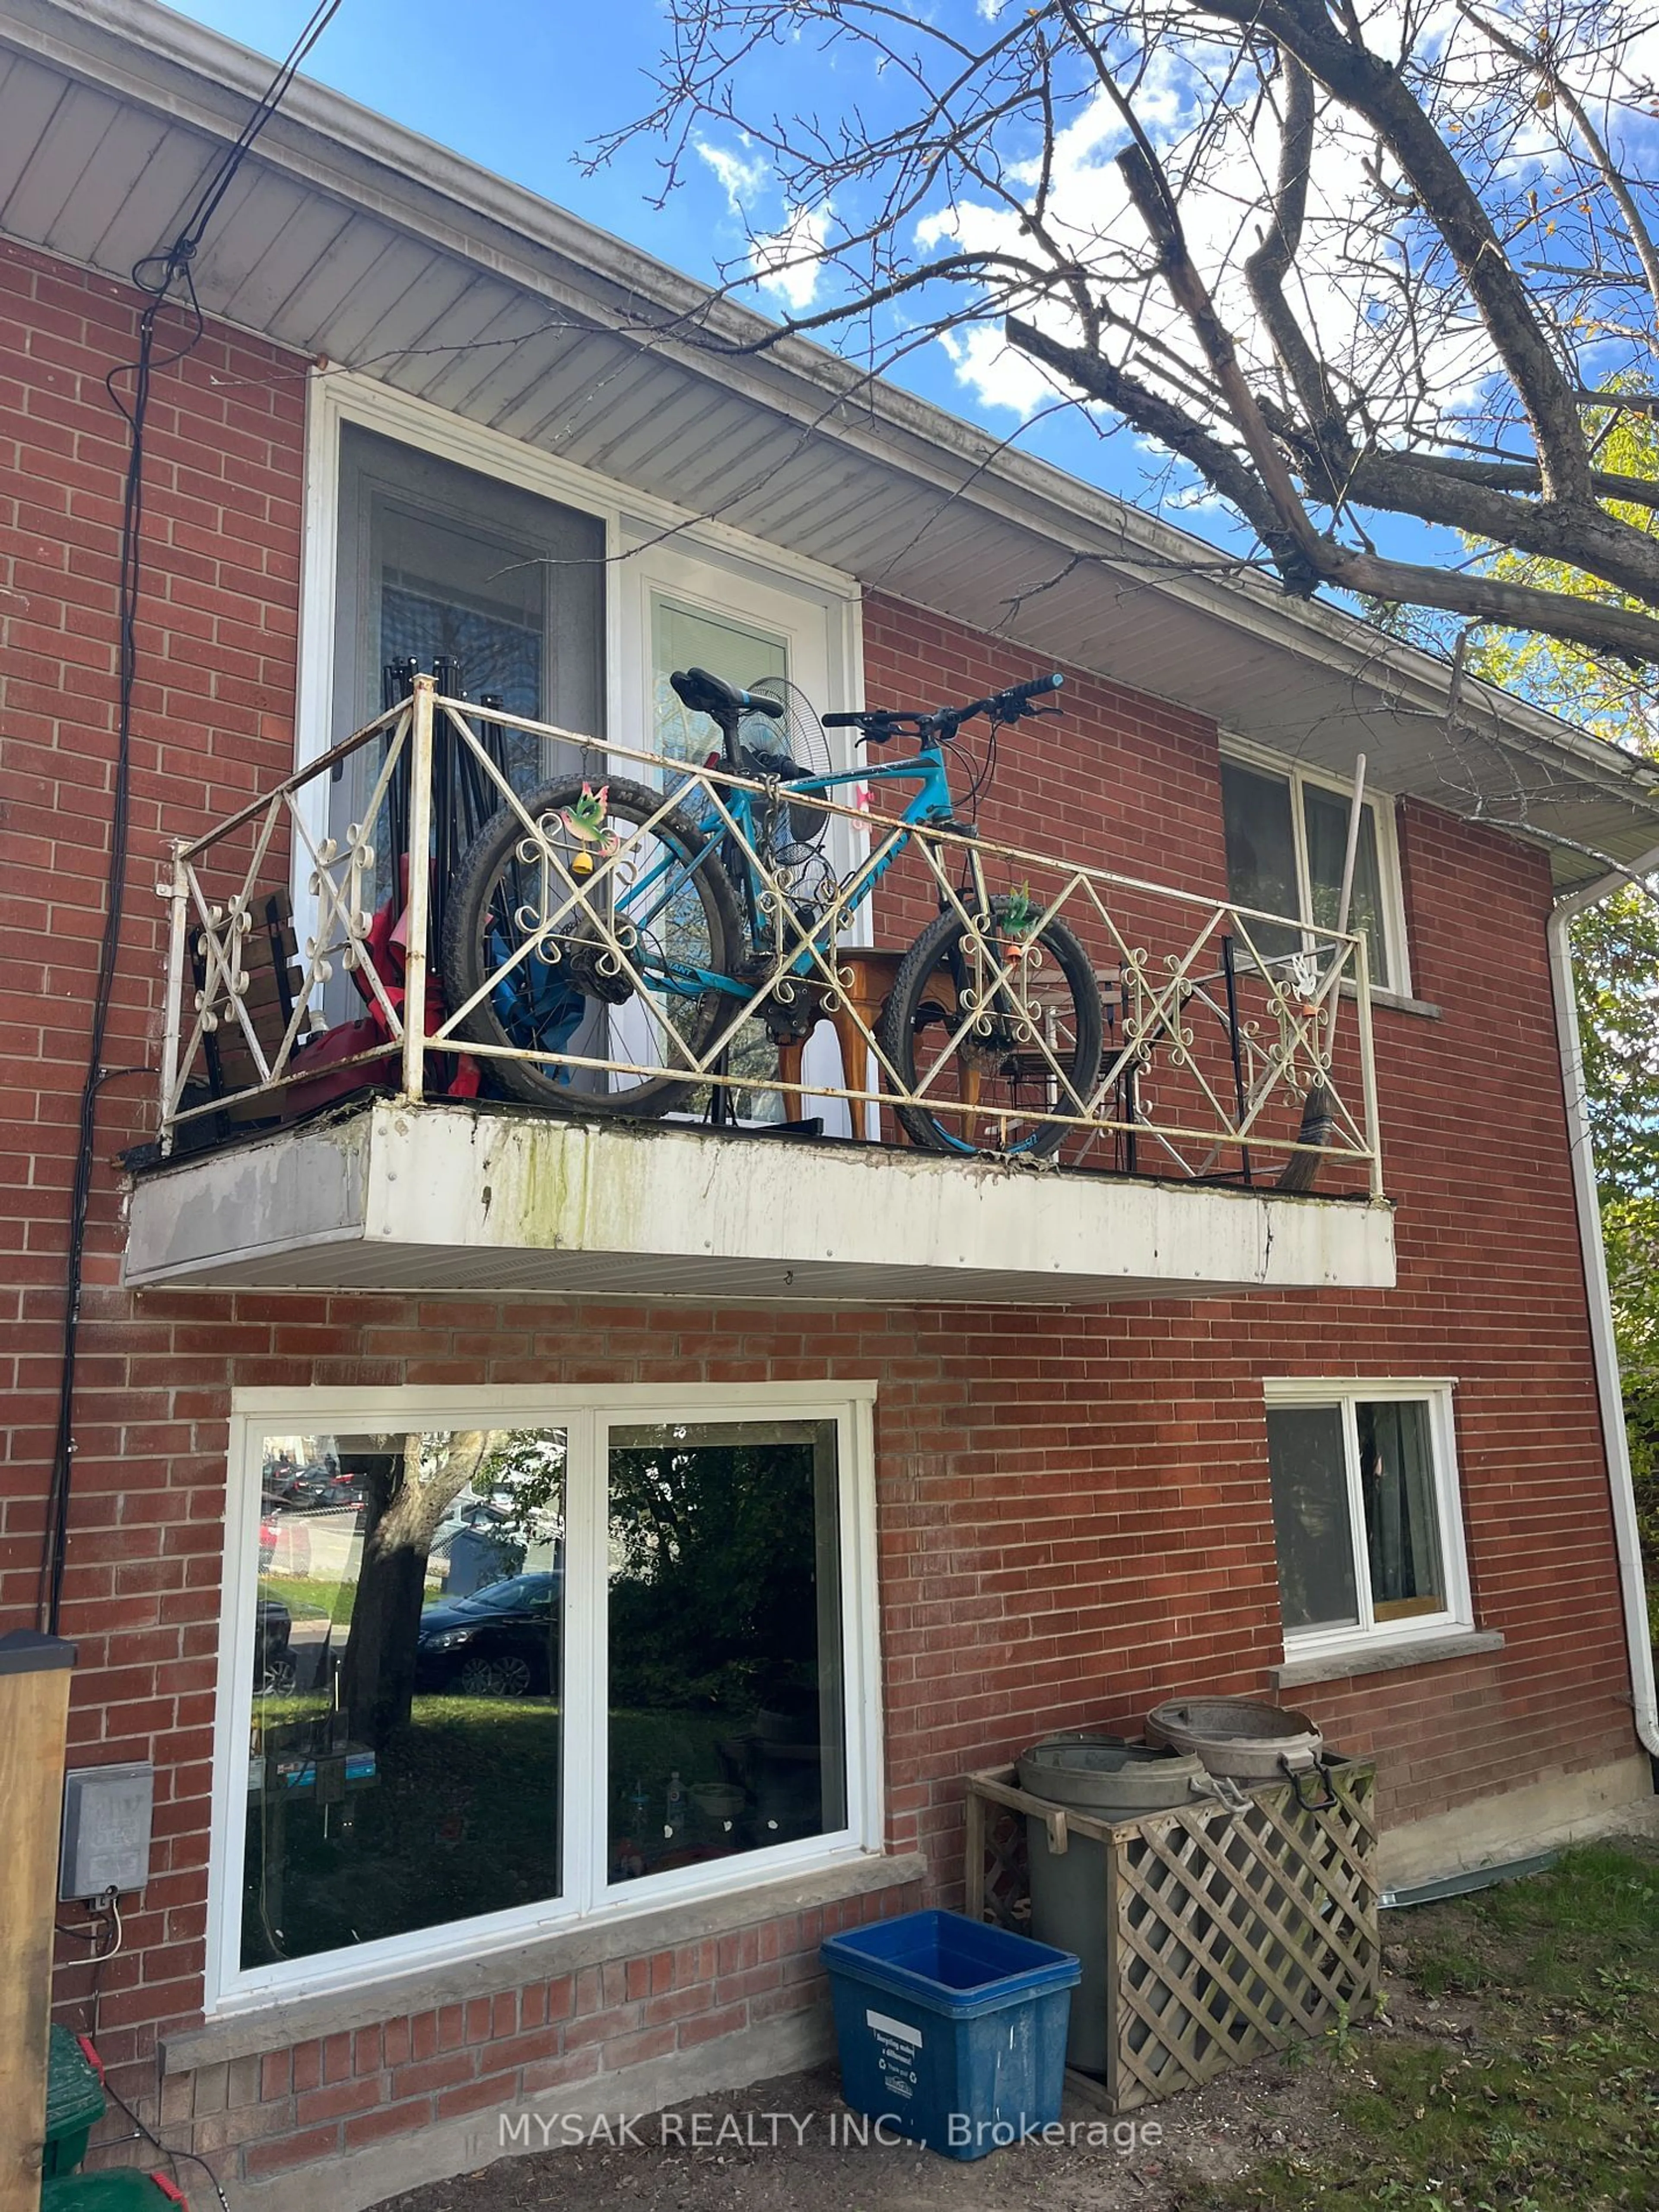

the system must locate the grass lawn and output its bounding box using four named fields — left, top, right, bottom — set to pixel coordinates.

left=1189, top=1840, right=1659, bottom=2212
left=258, top=1573, right=449, bottom=1621
left=258, top=1571, right=357, bottom=1621
left=243, top=1692, right=774, bottom=1969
